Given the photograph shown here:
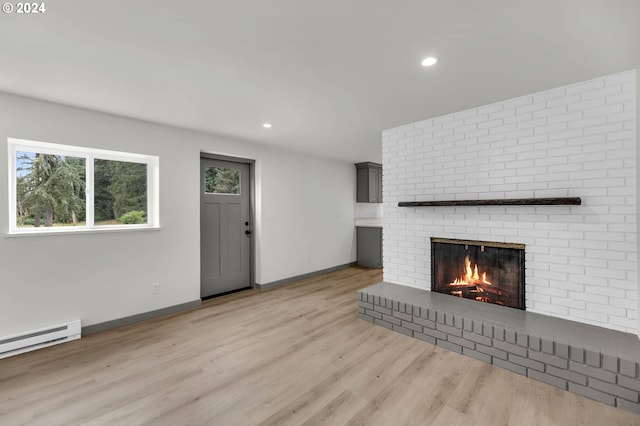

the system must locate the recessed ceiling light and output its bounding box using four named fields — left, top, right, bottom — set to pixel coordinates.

left=262, top=123, right=272, bottom=128
left=421, top=57, right=438, bottom=67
